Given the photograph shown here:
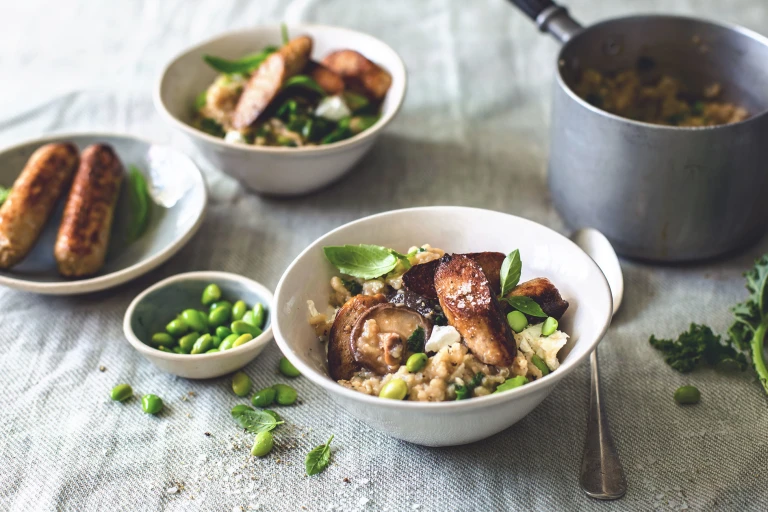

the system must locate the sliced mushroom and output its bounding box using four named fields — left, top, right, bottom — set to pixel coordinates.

left=327, top=294, right=386, bottom=380
left=350, top=304, right=432, bottom=375
left=433, top=254, right=516, bottom=366
left=387, top=288, right=444, bottom=324
left=507, top=277, right=569, bottom=320
left=402, top=252, right=505, bottom=299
